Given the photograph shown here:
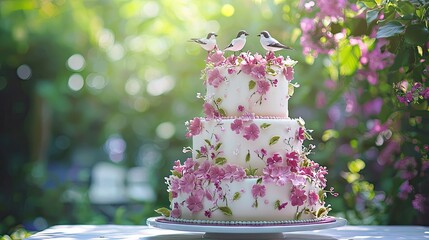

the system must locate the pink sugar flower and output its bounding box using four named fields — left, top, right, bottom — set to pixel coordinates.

left=256, top=80, right=270, bottom=95
left=185, top=194, right=204, bottom=213
left=296, top=127, right=305, bottom=142
left=207, top=68, right=225, bottom=88
left=204, top=210, right=212, bottom=218
left=286, top=151, right=300, bottom=171
left=251, top=184, right=266, bottom=198
left=243, top=123, right=260, bottom=141
left=179, top=174, right=195, bottom=193
left=186, top=117, right=203, bottom=138
left=203, top=102, right=218, bottom=119
left=290, top=187, right=307, bottom=206
left=207, top=50, right=225, bottom=66
left=224, top=164, right=245, bottom=181
left=173, top=160, right=184, bottom=174
left=267, top=153, right=283, bottom=165
left=316, top=166, right=328, bottom=188
left=251, top=65, right=266, bottom=80
left=394, top=156, right=418, bottom=180
left=284, top=66, right=294, bottom=81
left=238, top=105, right=245, bottom=112
left=208, top=165, right=225, bottom=182
left=170, top=205, right=181, bottom=218
left=230, top=119, right=243, bottom=134
left=288, top=172, right=307, bottom=186
left=308, top=190, right=319, bottom=206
